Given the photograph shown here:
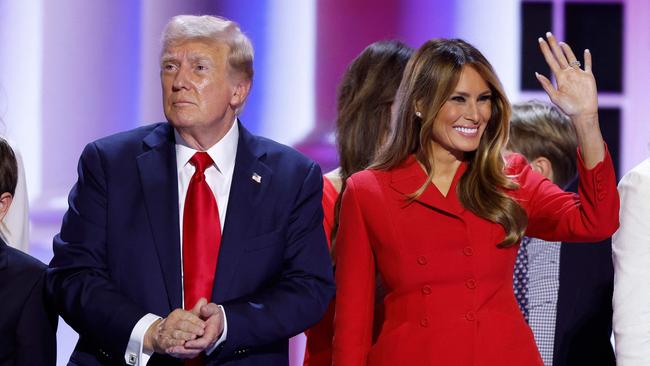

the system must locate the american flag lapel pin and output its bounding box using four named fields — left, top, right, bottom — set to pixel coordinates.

left=252, top=172, right=262, bottom=183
